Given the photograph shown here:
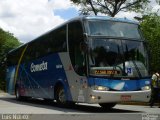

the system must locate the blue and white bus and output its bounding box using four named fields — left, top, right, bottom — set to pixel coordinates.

left=6, top=16, right=151, bottom=109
